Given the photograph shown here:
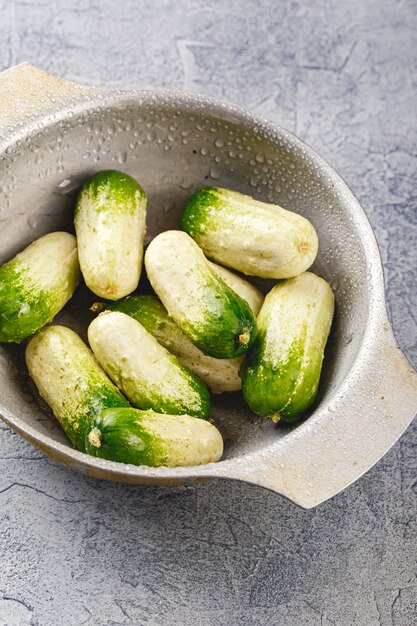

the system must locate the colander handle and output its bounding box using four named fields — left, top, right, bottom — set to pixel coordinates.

left=0, top=63, right=90, bottom=143
left=1, top=64, right=415, bottom=508
left=222, top=322, right=417, bottom=508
